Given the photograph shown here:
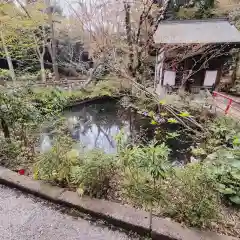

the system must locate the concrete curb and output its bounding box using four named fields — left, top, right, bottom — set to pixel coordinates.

left=0, top=166, right=237, bottom=240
